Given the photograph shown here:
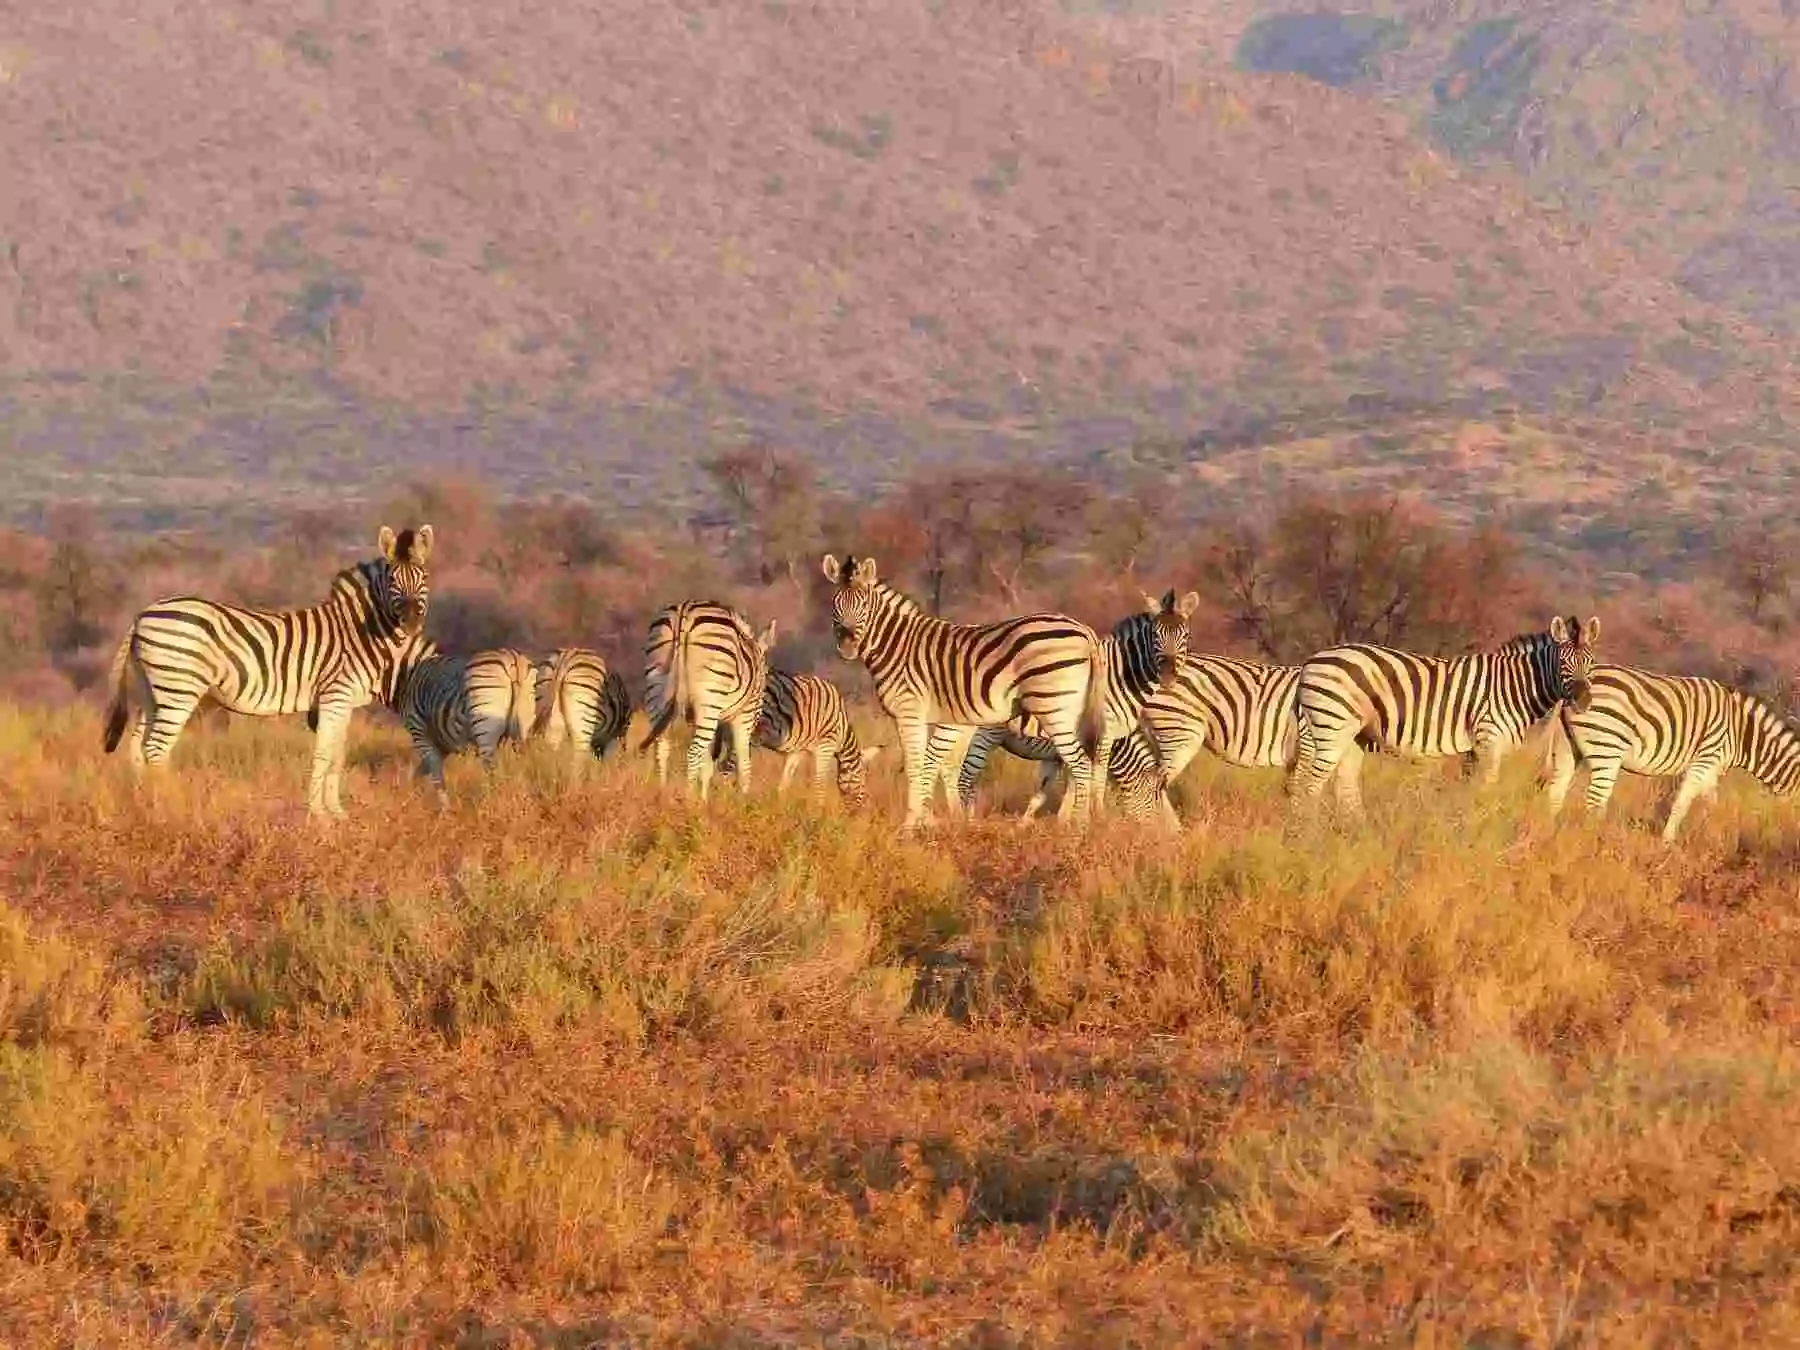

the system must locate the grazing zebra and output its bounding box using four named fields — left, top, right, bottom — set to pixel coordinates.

left=710, top=668, right=884, bottom=806
left=820, top=553, right=1110, bottom=830
left=101, top=524, right=436, bottom=817
left=394, top=647, right=537, bottom=800
left=952, top=589, right=1199, bottom=820
left=638, top=600, right=777, bottom=799
left=1539, top=665, right=1800, bottom=841
left=533, top=648, right=632, bottom=765
left=1287, top=615, right=1601, bottom=815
